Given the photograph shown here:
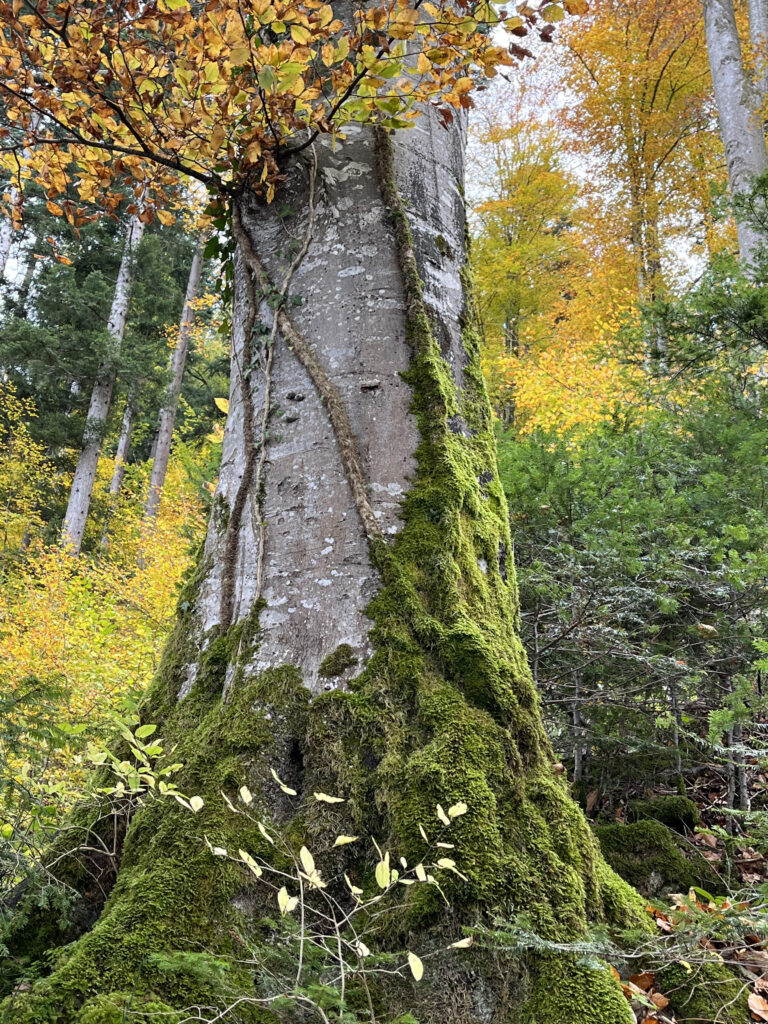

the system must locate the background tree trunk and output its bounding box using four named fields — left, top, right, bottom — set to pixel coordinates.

left=107, top=384, right=138, bottom=498
left=749, top=0, right=768, bottom=105
left=3, top=120, right=646, bottom=1024
left=0, top=212, right=12, bottom=280
left=704, top=0, right=768, bottom=263
left=142, top=244, right=204, bottom=528
left=61, top=214, right=145, bottom=554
